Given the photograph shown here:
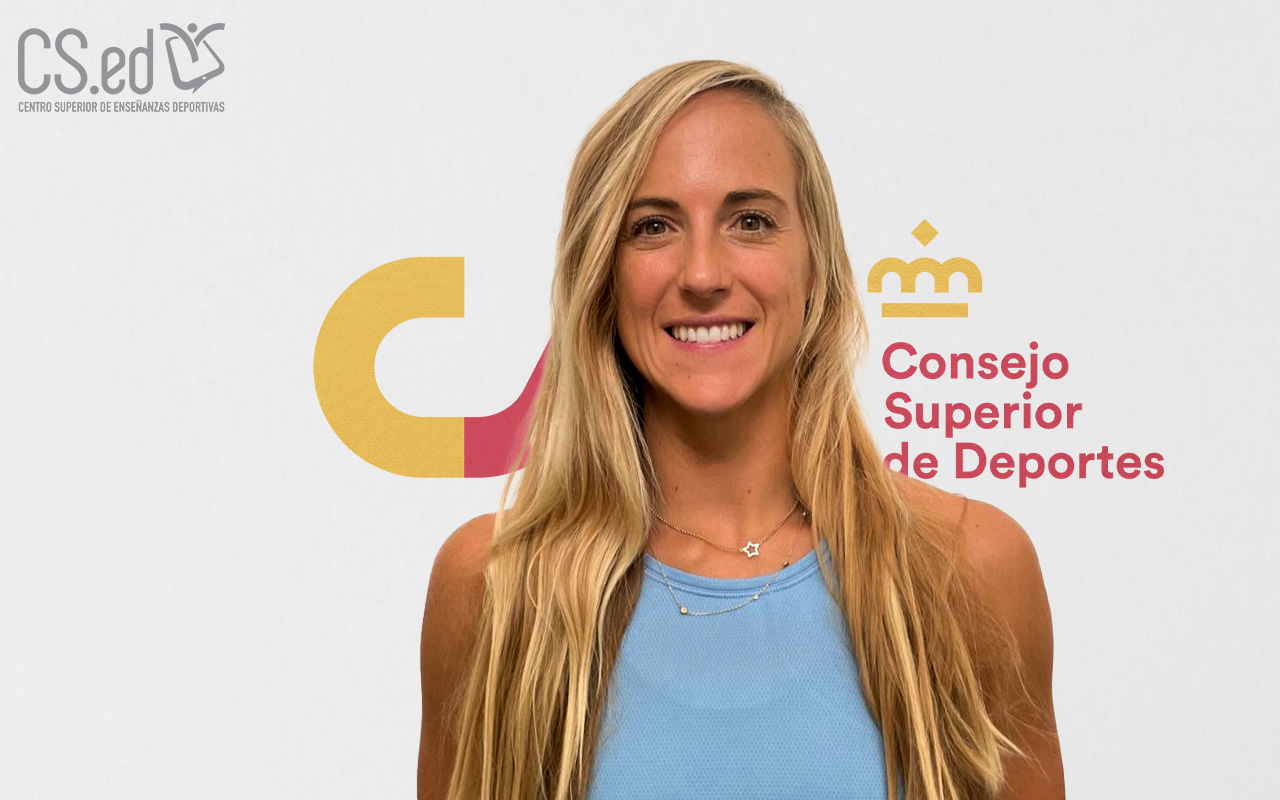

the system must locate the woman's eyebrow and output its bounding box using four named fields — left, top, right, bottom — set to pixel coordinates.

left=723, top=188, right=787, bottom=207
left=626, top=189, right=787, bottom=214
left=625, top=196, right=680, bottom=213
